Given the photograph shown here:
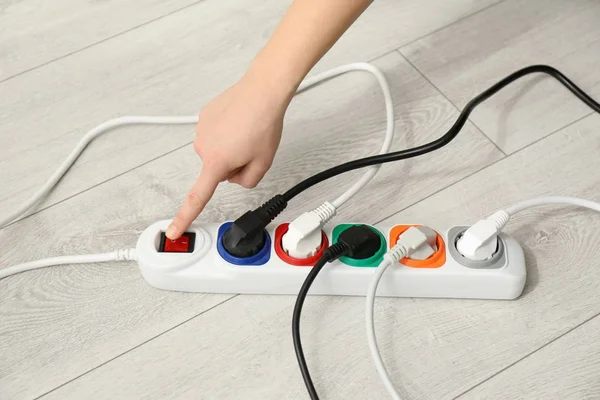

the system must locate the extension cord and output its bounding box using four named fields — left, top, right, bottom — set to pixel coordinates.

left=136, top=220, right=527, bottom=299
